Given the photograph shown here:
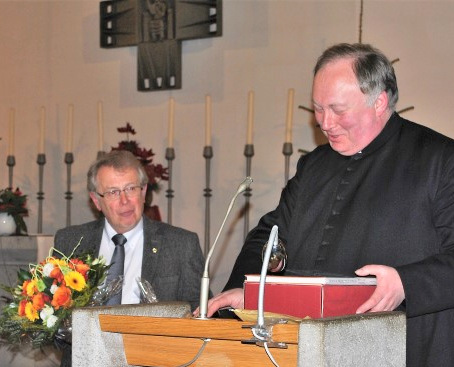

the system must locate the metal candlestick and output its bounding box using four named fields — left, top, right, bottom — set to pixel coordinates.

left=7, top=155, right=15, bottom=189
left=64, top=152, right=74, bottom=227
left=37, top=153, right=46, bottom=234
left=165, top=147, right=175, bottom=225
left=282, top=142, right=293, bottom=185
left=243, top=143, right=254, bottom=240
left=203, top=145, right=213, bottom=256
left=97, top=150, right=106, bottom=159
